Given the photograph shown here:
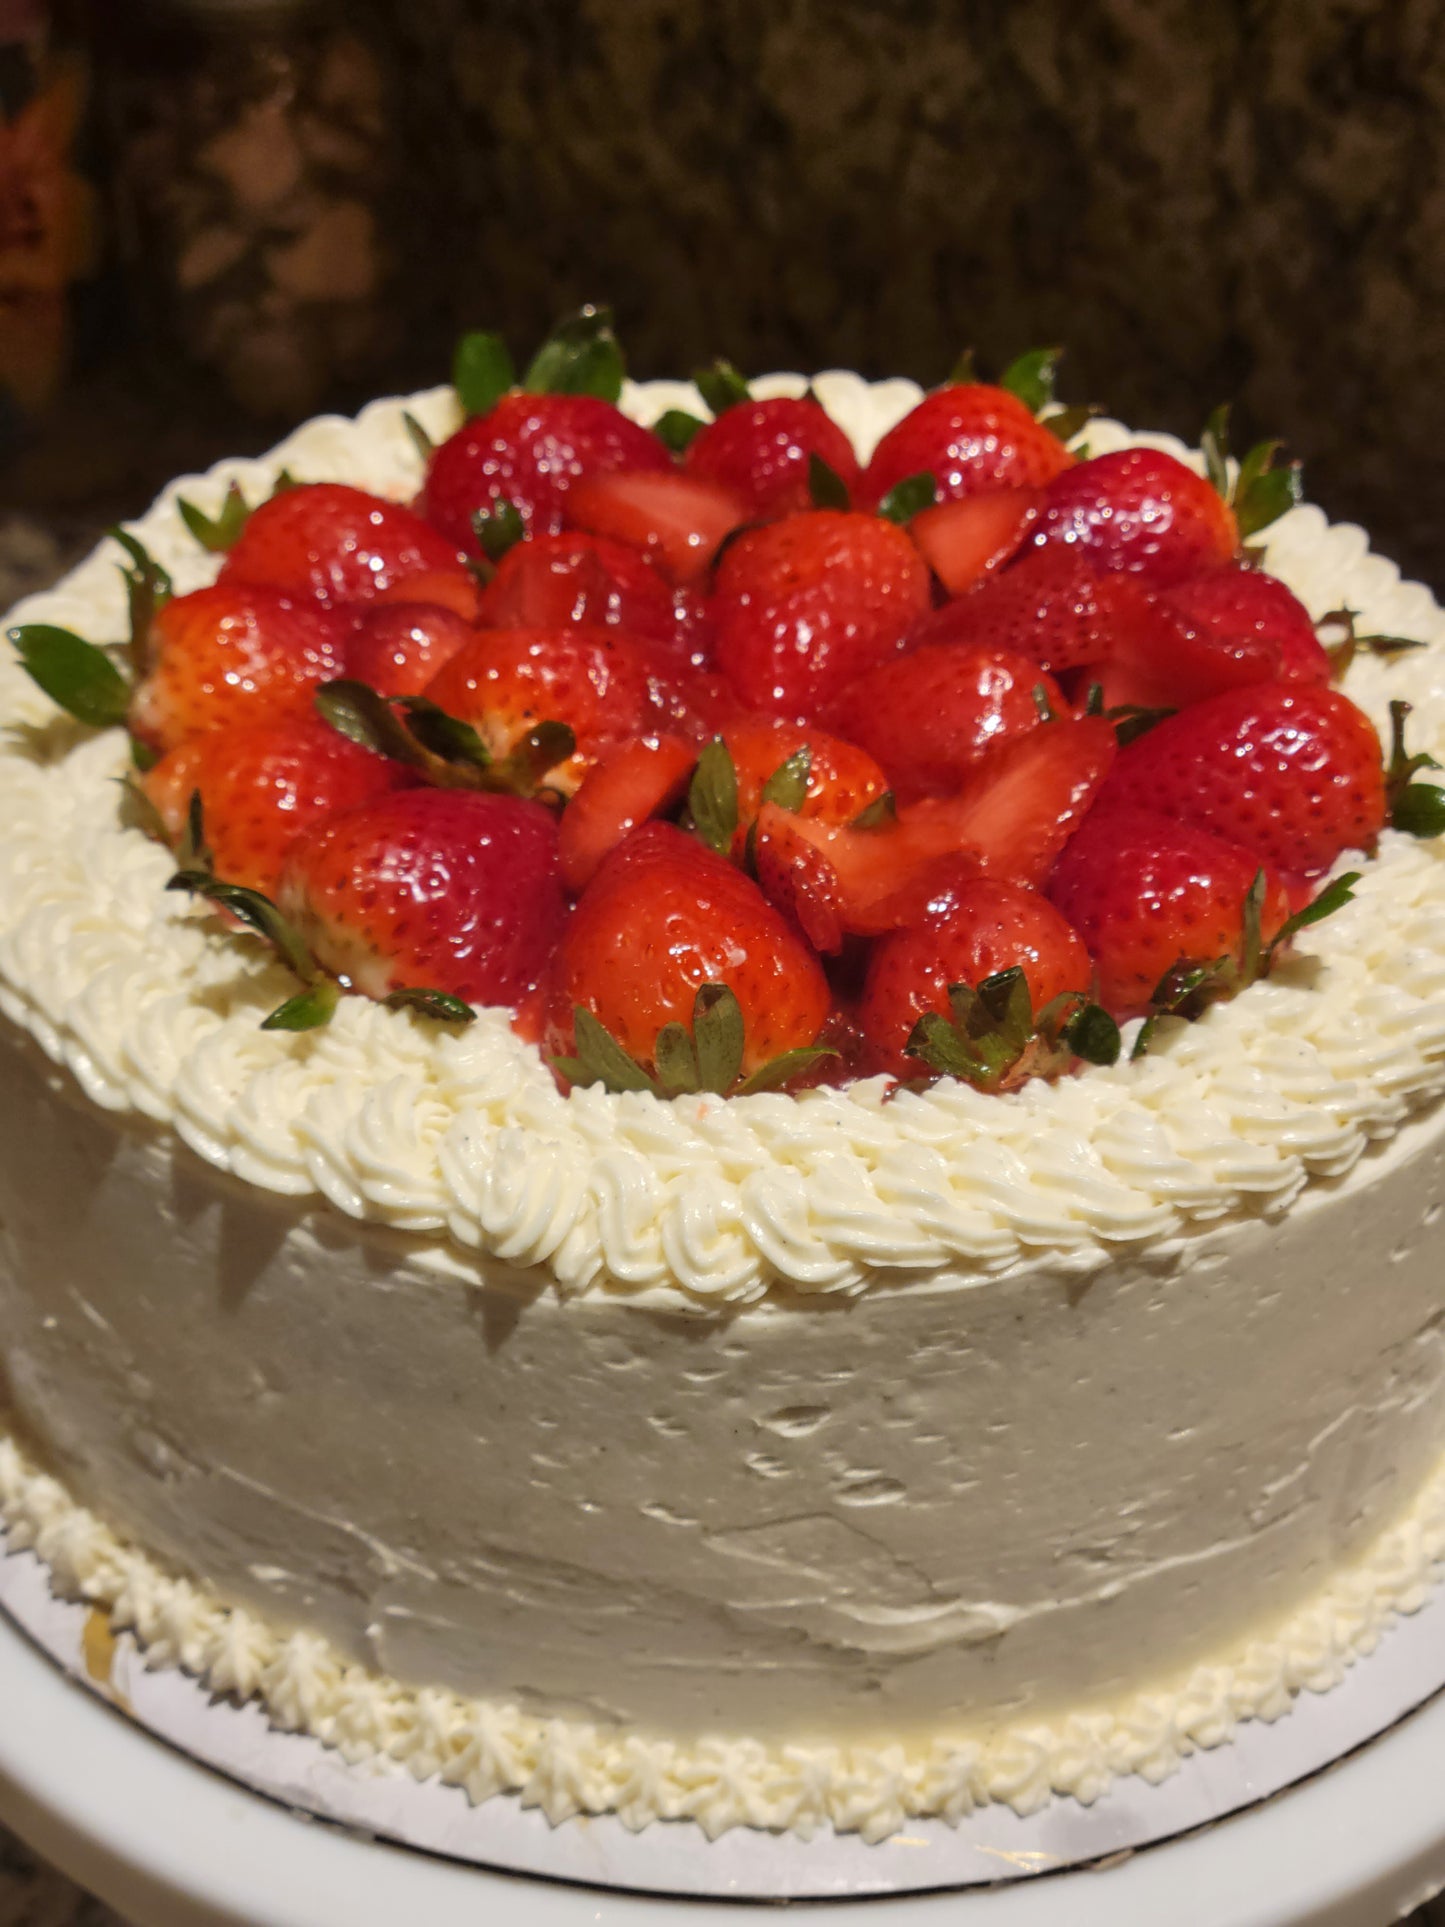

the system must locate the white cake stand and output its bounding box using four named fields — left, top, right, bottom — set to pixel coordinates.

left=2, top=1608, right=1444, bottom=1927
